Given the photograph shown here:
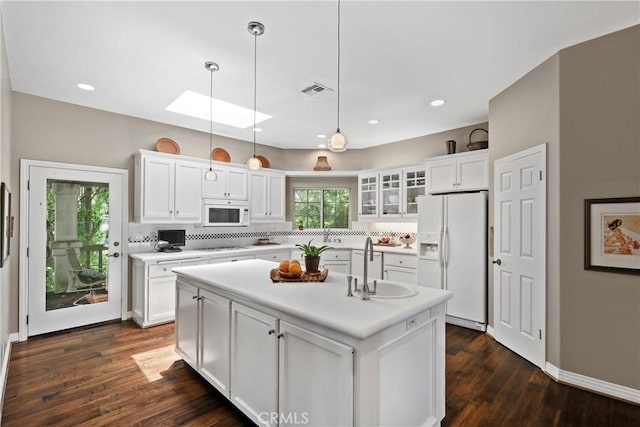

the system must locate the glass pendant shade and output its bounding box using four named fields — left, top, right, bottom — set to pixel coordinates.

left=247, top=157, right=262, bottom=170
left=328, top=129, right=347, bottom=152
left=205, top=169, right=217, bottom=181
